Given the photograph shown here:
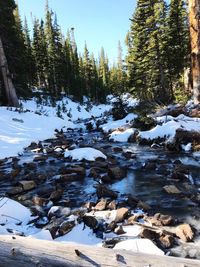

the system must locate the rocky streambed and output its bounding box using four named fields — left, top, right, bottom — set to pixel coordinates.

left=0, top=128, right=200, bottom=259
